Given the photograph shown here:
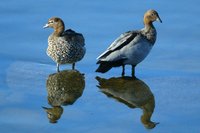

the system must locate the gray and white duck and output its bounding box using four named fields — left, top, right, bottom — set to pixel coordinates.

left=96, top=9, right=162, bottom=78
left=44, top=17, right=86, bottom=72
